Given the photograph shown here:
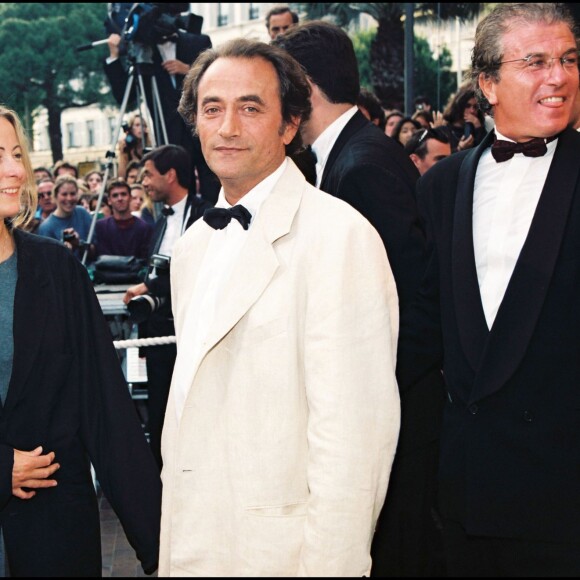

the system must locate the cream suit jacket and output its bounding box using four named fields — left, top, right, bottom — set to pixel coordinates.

left=160, top=160, right=401, bottom=576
